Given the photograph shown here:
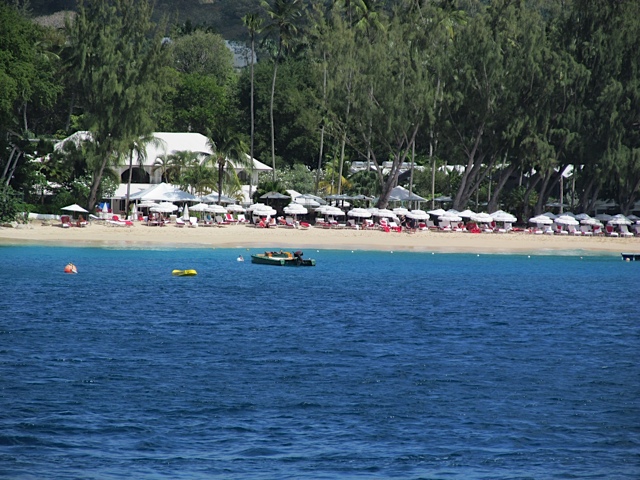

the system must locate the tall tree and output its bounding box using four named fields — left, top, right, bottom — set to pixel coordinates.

left=260, top=0, right=305, bottom=181
left=242, top=12, right=263, bottom=199
left=66, top=0, right=169, bottom=212
left=206, top=125, right=250, bottom=205
left=123, top=134, right=166, bottom=216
